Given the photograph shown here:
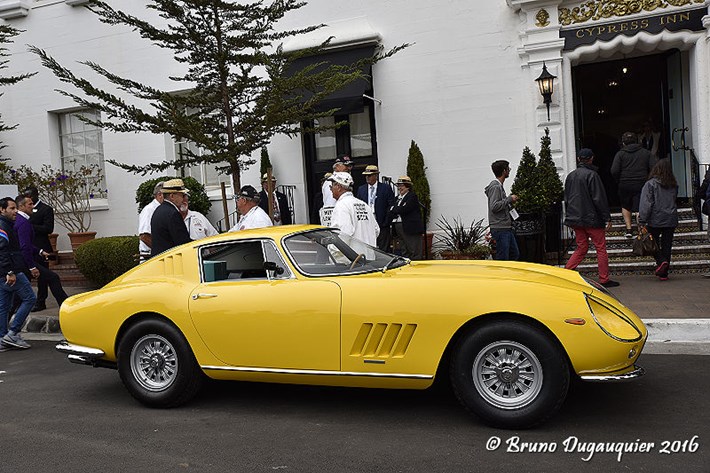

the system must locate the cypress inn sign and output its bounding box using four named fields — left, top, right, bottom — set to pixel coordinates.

left=561, top=6, right=707, bottom=50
